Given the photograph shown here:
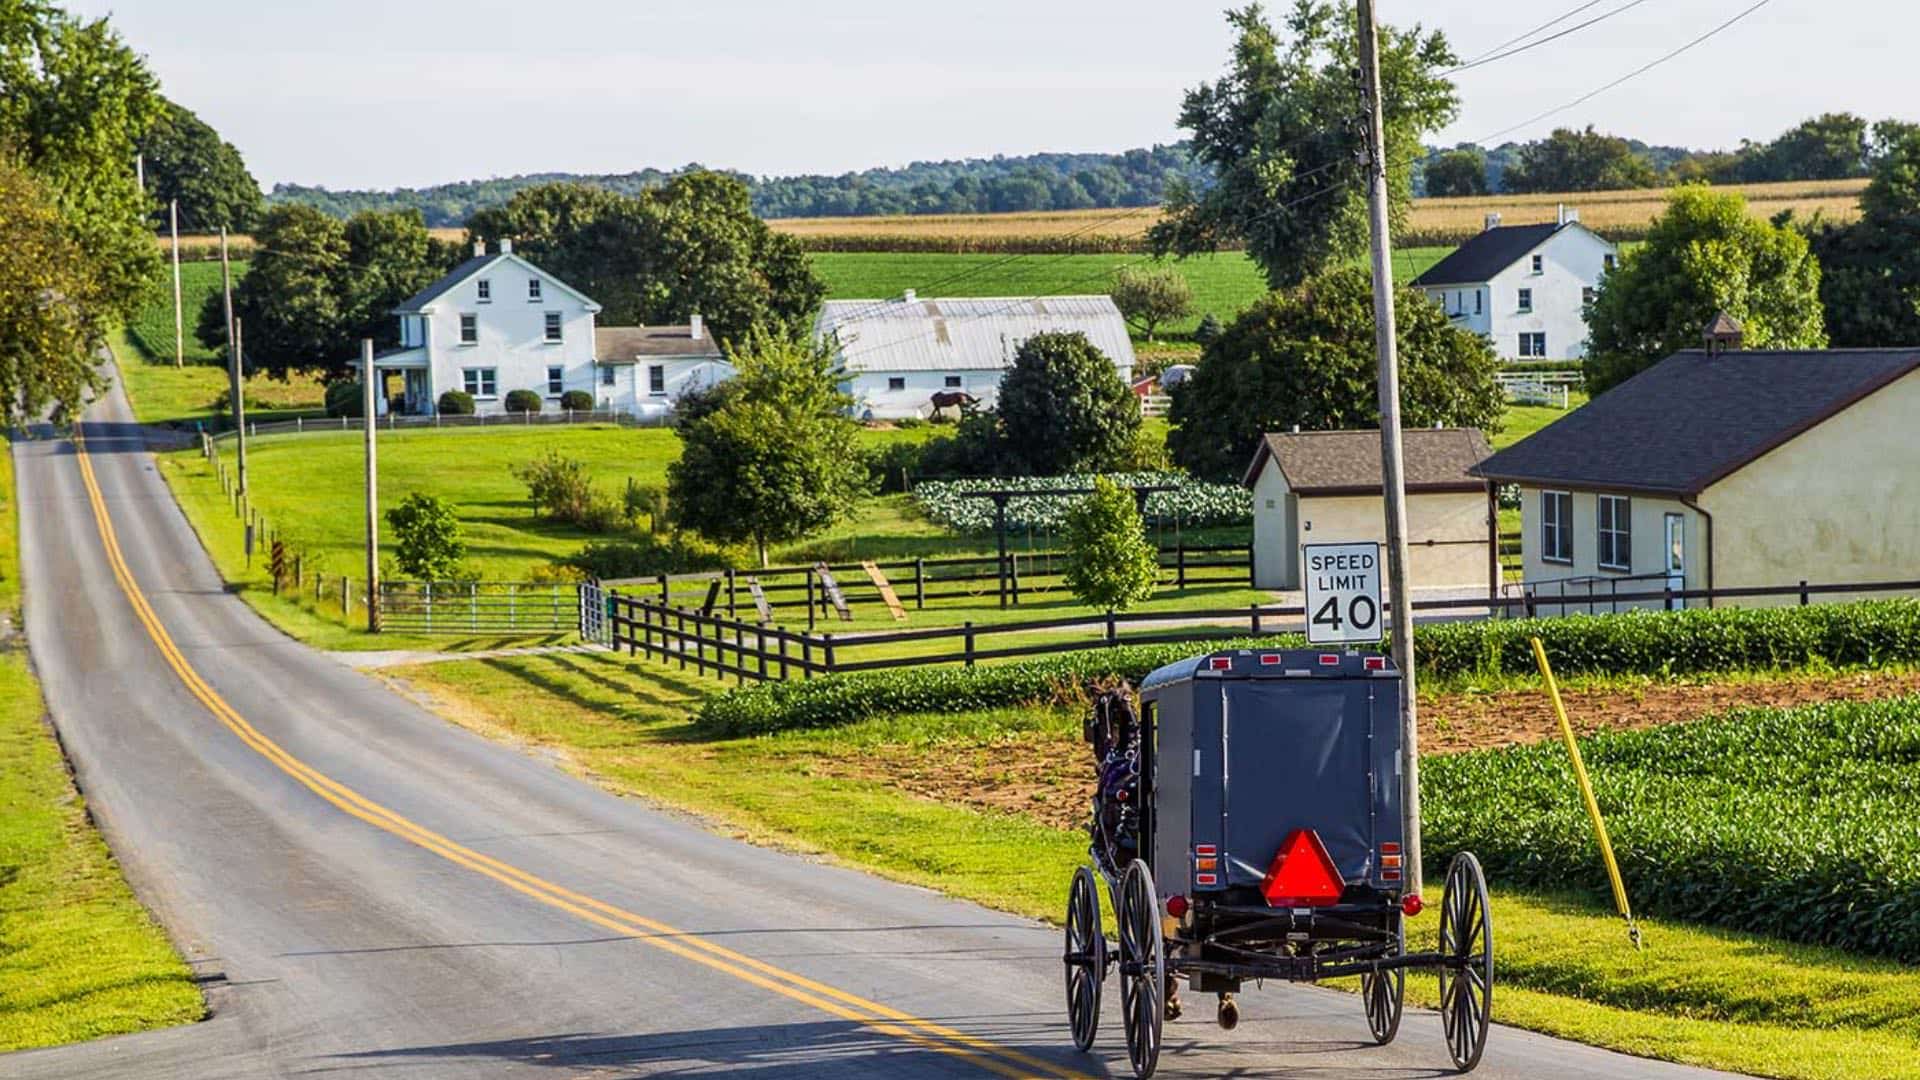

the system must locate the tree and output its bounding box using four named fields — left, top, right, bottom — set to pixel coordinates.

left=1729, top=113, right=1872, bottom=182
left=1148, top=2, right=1459, bottom=288
left=198, top=203, right=348, bottom=377
left=996, top=332, right=1141, bottom=475
left=1812, top=129, right=1920, bottom=347
left=1109, top=265, right=1193, bottom=340
left=1586, top=186, right=1826, bottom=394
left=1501, top=127, right=1657, bottom=193
left=386, top=493, right=467, bottom=580
left=339, top=209, right=456, bottom=350
left=1424, top=148, right=1487, bottom=197
left=466, top=173, right=823, bottom=344
left=667, top=336, right=870, bottom=566
left=1167, top=265, right=1503, bottom=480
left=1061, top=477, right=1159, bottom=612
left=0, top=159, right=109, bottom=426
left=139, top=98, right=262, bottom=232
